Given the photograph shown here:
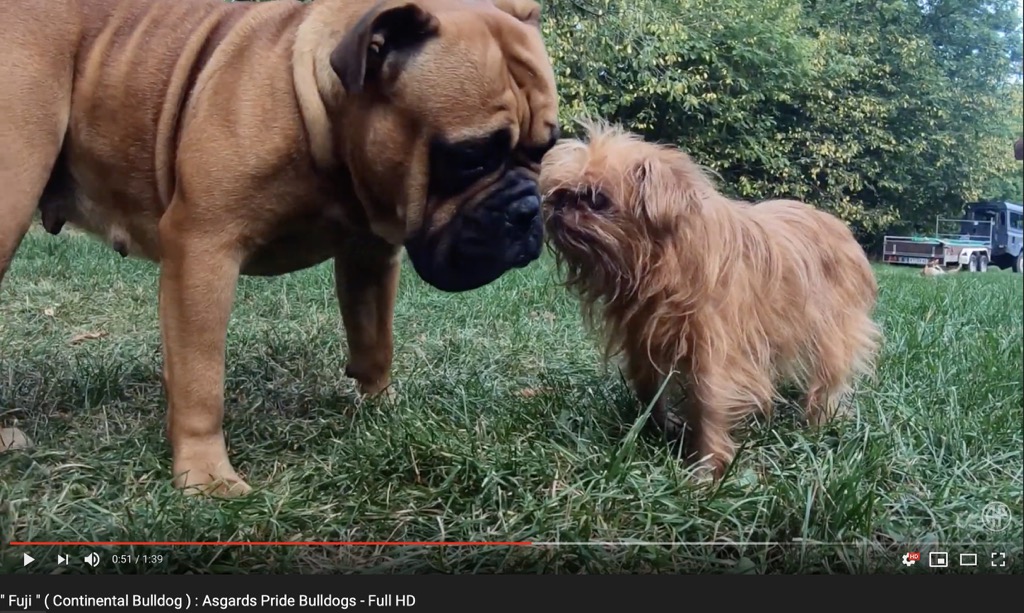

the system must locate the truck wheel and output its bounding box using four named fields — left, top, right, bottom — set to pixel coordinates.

left=1016, top=252, right=1023, bottom=273
left=978, top=253, right=989, bottom=272
left=968, top=253, right=979, bottom=272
